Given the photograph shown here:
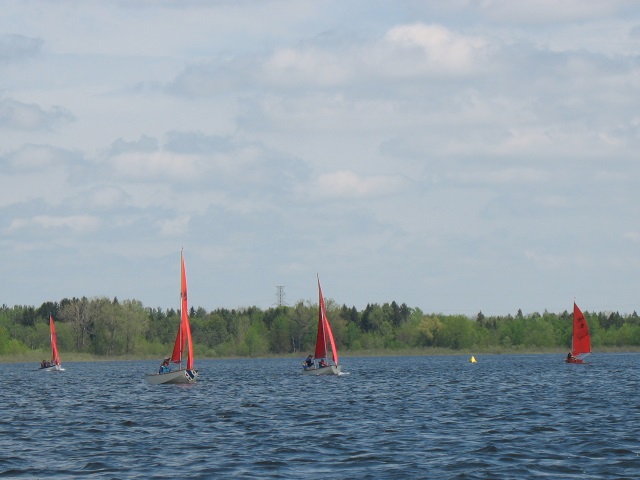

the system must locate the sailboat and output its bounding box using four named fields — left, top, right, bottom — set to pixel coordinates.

left=39, top=314, right=64, bottom=372
left=146, top=250, right=198, bottom=384
left=302, top=276, right=341, bottom=376
left=566, top=302, right=591, bottom=364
